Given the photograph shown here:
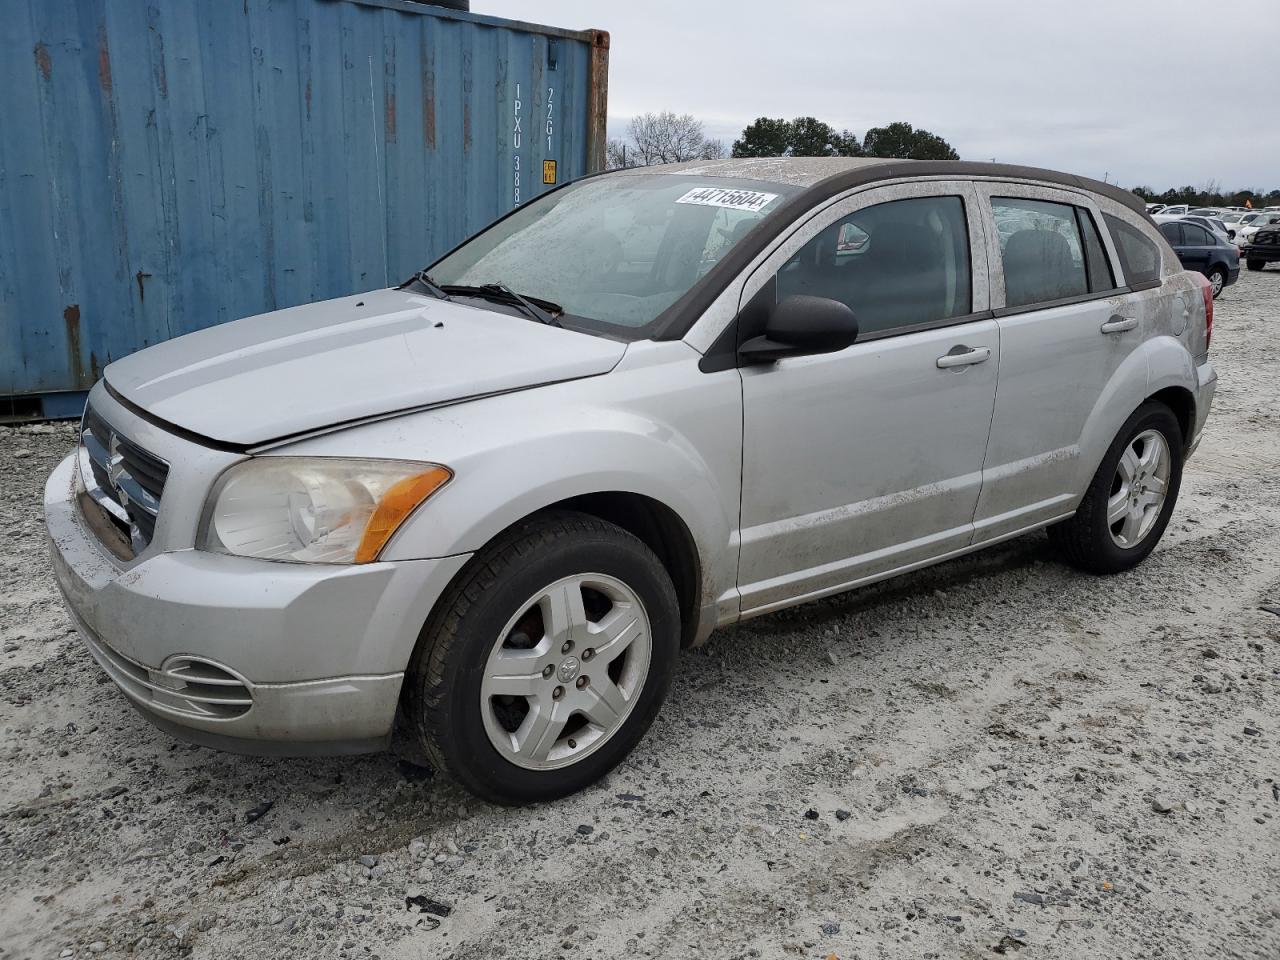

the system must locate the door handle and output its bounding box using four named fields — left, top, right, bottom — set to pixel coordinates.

left=1100, top=315, right=1138, bottom=334
left=936, top=346, right=991, bottom=369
